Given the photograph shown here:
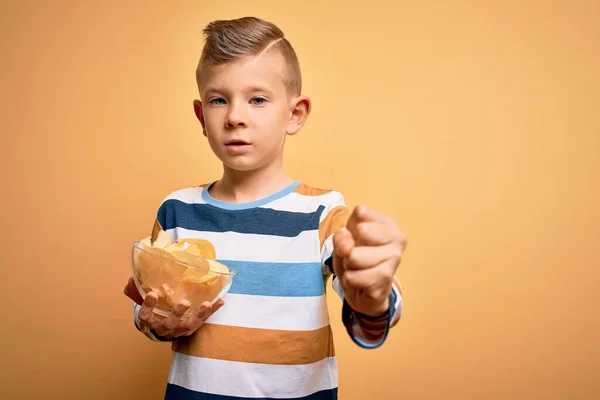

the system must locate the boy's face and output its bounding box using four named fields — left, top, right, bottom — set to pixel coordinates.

left=194, top=50, right=310, bottom=173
